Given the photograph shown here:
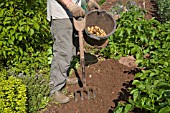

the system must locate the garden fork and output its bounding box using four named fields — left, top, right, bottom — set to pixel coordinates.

left=73, top=17, right=96, bottom=101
